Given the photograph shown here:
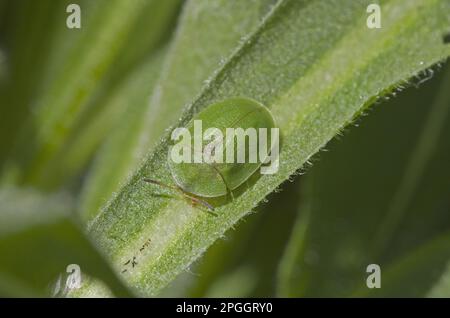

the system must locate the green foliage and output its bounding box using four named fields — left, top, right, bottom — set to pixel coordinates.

left=168, top=97, right=277, bottom=198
